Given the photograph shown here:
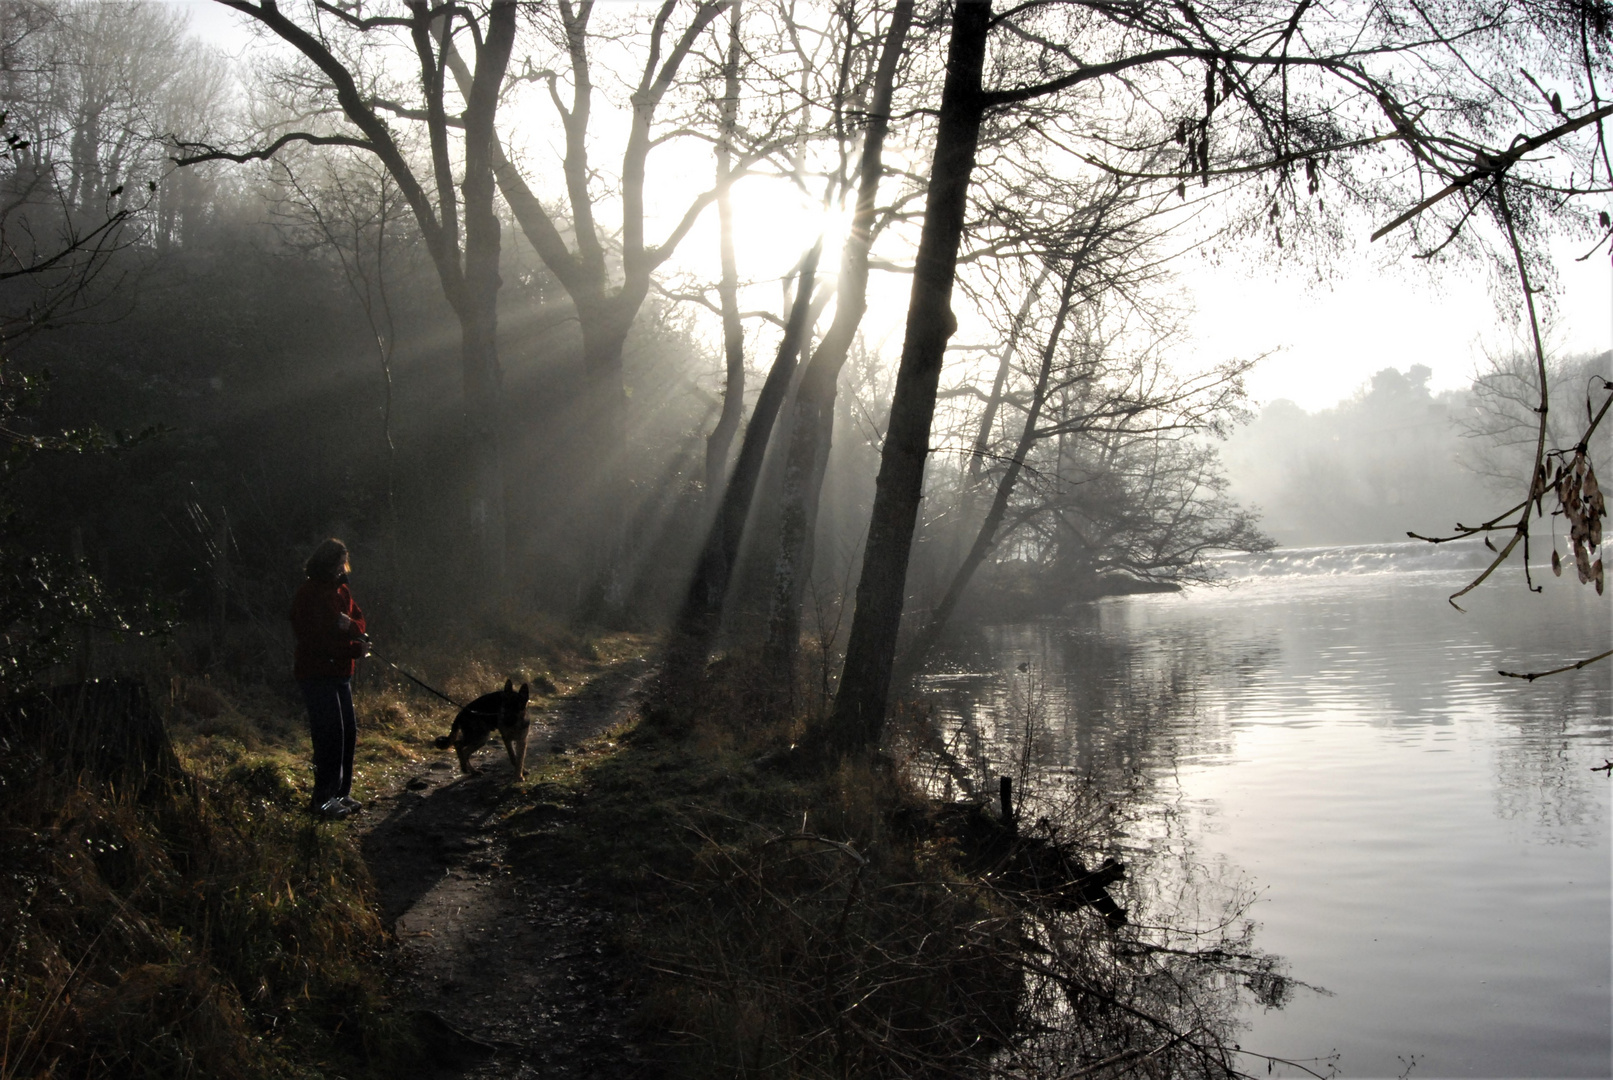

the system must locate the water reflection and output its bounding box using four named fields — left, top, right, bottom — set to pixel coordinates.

left=917, top=542, right=1611, bottom=1078
left=1492, top=676, right=1608, bottom=844
left=925, top=612, right=1256, bottom=795
left=922, top=614, right=1300, bottom=1077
